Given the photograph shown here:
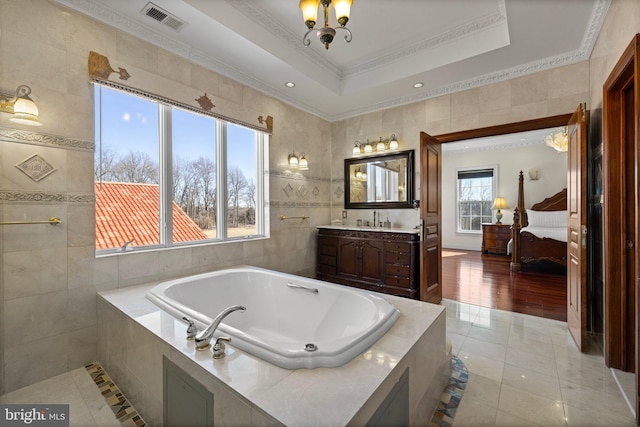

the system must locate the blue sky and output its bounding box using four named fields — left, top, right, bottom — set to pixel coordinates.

left=95, top=85, right=256, bottom=180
